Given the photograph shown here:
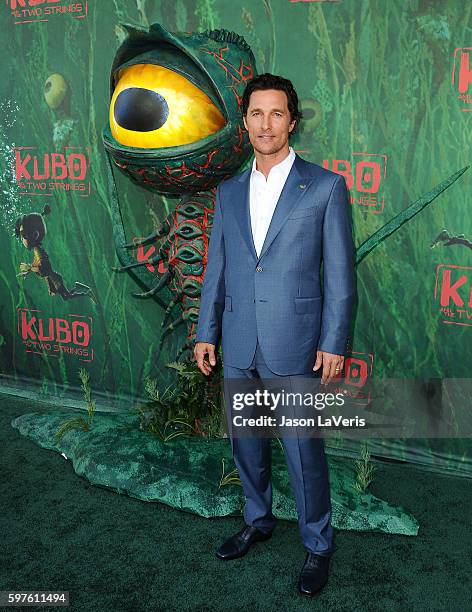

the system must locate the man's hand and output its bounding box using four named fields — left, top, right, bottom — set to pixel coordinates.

left=313, top=350, right=344, bottom=385
left=194, top=342, right=217, bottom=376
